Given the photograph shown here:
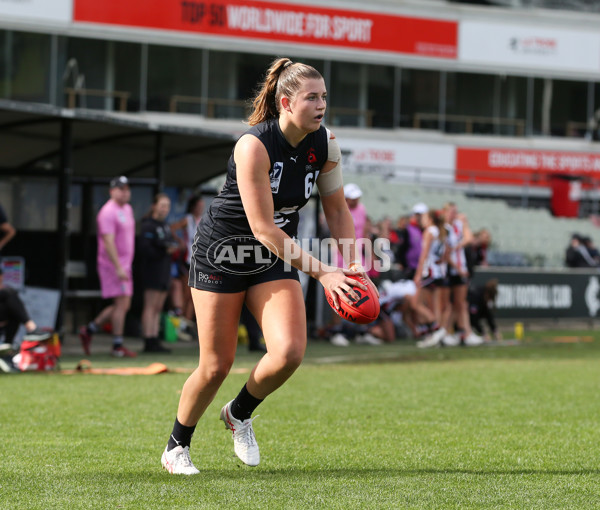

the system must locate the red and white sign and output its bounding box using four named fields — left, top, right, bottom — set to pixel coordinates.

left=0, top=0, right=71, bottom=23
left=459, top=21, right=600, bottom=74
left=456, top=147, right=600, bottom=187
left=73, top=0, right=457, bottom=59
